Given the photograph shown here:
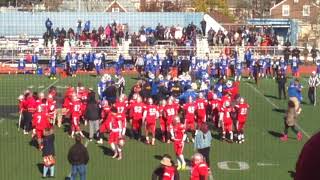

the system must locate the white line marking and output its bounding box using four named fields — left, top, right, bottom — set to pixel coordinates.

left=56, top=85, right=68, bottom=89
left=257, top=162, right=280, bottom=166
left=38, top=85, right=44, bottom=89
left=27, top=85, right=34, bottom=89
left=246, top=82, right=311, bottom=138
left=40, top=79, right=59, bottom=93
